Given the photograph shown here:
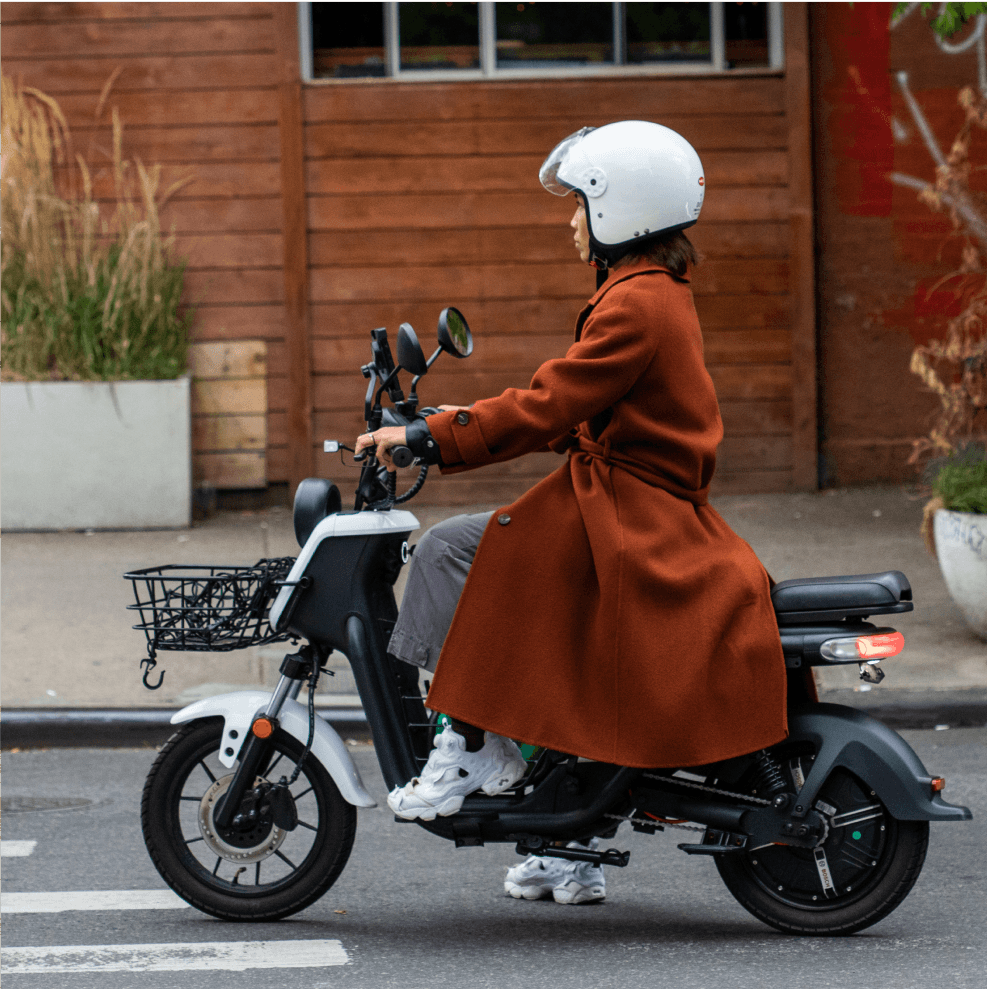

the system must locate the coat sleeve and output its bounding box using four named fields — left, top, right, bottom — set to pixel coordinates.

left=428, top=275, right=665, bottom=472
